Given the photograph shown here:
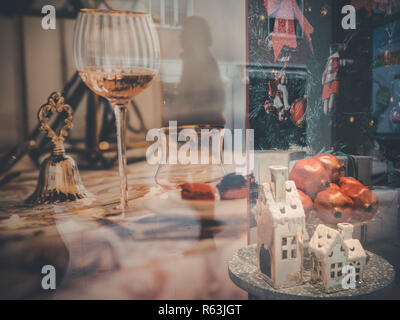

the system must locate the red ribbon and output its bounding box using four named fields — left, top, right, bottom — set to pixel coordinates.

left=264, top=0, right=314, bottom=61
